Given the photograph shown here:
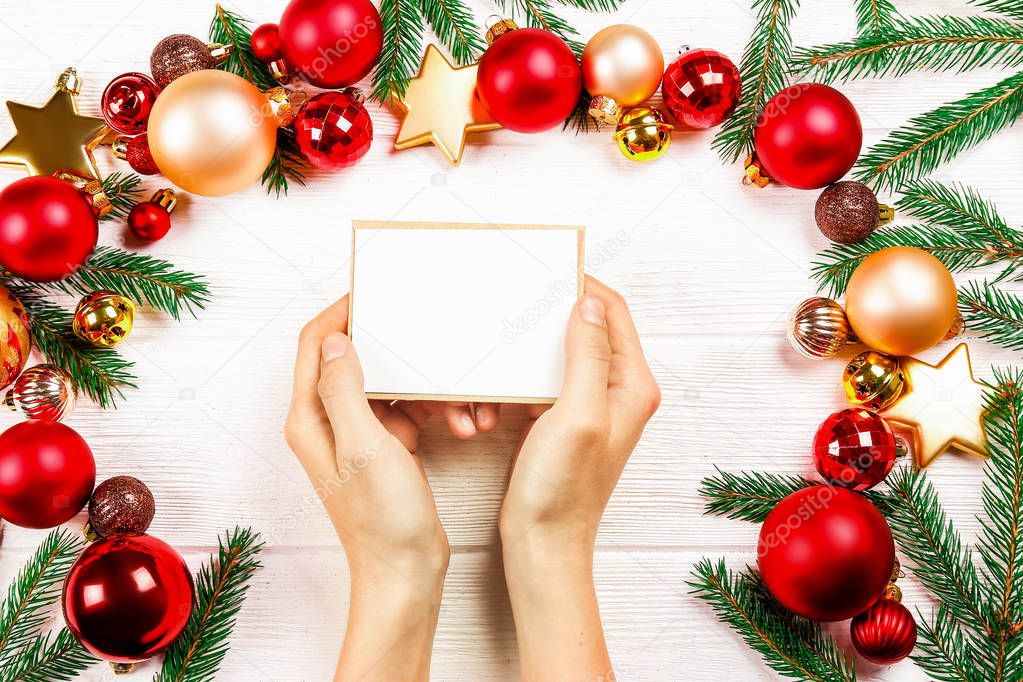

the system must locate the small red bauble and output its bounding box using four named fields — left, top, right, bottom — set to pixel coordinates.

left=851, top=598, right=918, bottom=664
left=477, top=27, right=582, bottom=134
left=0, top=421, right=95, bottom=529
left=251, top=23, right=283, bottom=63
left=101, top=72, right=161, bottom=135
left=662, top=48, right=740, bottom=129
left=279, top=0, right=384, bottom=88
left=294, top=90, right=373, bottom=170
left=63, top=534, right=194, bottom=664
left=128, top=203, right=171, bottom=241
left=0, top=176, right=98, bottom=282
left=813, top=408, right=897, bottom=491
left=758, top=486, right=894, bottom=621
left=754, top=83, right=862, bottom=190
left=126, top=134, right=160, bottom=175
